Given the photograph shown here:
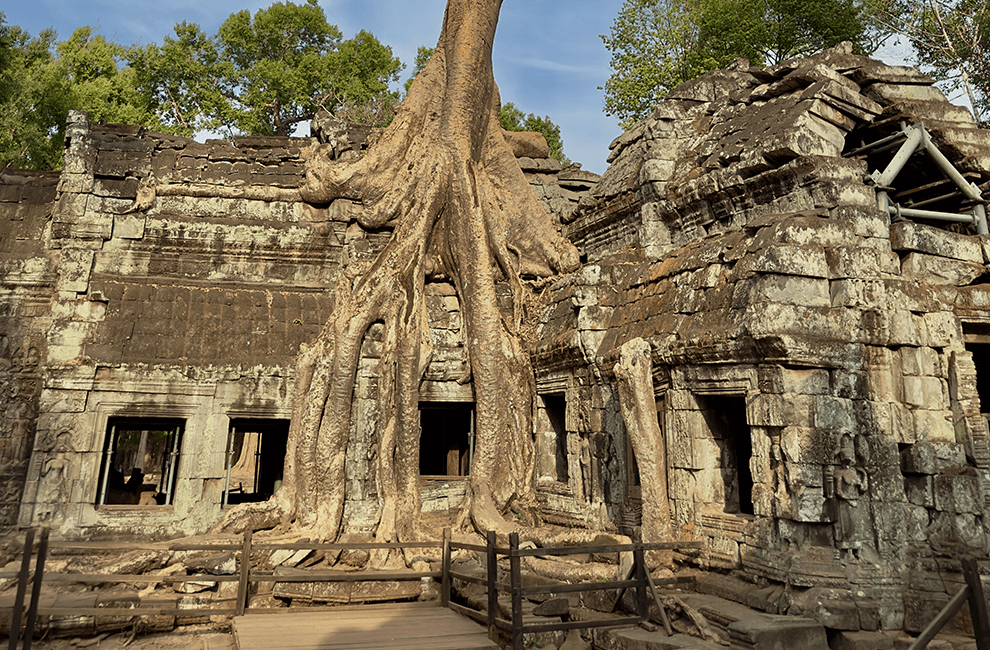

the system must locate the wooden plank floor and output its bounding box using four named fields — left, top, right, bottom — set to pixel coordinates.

left=232, top=602, right=497, bottom=650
